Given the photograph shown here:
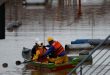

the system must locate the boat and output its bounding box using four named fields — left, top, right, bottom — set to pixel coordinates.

left=24, top=58, right=77, bottom=72
left=21, top=47, right=92, bottom=72
left=65, top=39, right=110, bottom=54
left=71, top=39, right=110, bottom=45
